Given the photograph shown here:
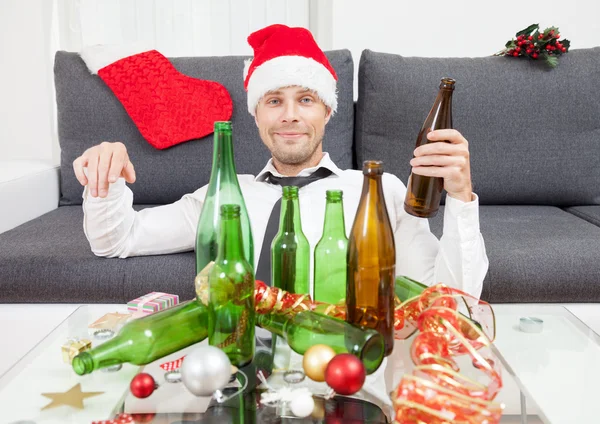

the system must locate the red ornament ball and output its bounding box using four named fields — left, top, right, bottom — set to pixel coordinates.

left=130, top=373, right=157, bottom=398
left=324, top=354, right=366, bottom=396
